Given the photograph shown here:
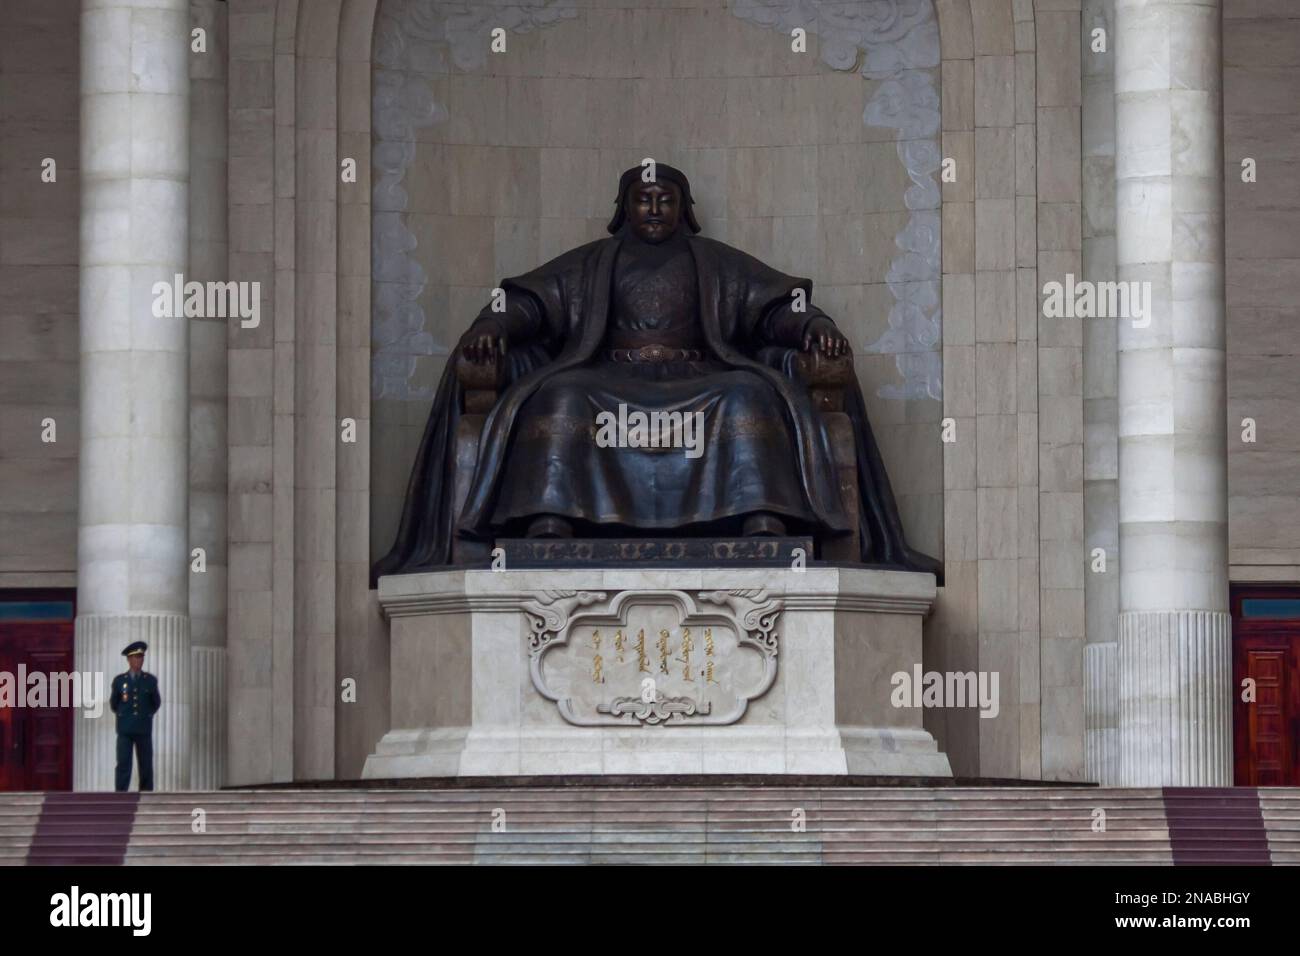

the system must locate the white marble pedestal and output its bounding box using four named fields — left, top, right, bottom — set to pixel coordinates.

left=364, top=567, right=952, bottom=777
